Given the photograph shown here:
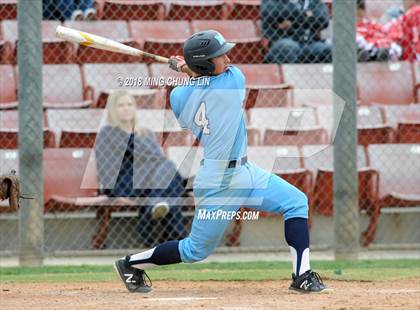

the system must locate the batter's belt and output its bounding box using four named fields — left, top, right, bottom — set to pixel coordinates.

left=200, top=156, right=247, bottom=169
